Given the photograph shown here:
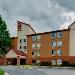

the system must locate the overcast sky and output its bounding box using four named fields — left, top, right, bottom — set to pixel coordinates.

left=0, top=0, right=75, bottom=37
